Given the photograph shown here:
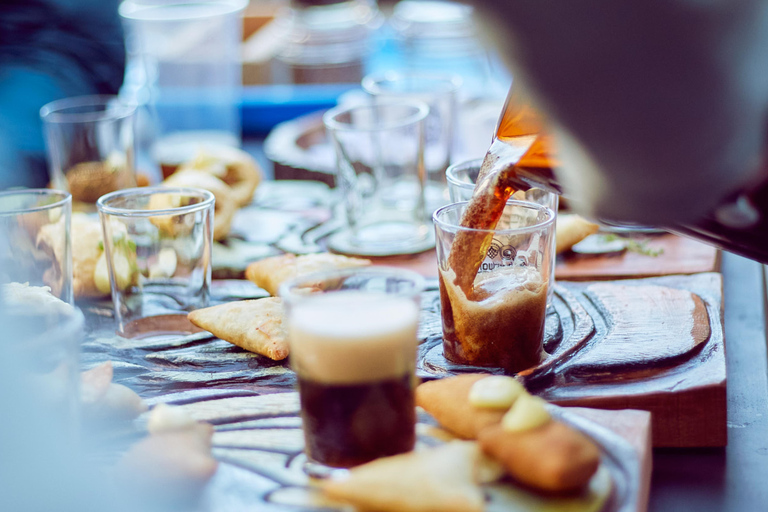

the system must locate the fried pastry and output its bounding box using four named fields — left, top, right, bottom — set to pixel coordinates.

left=115, top=422, right=218, bottom=499
left=322, top=441, right=486, bottom=512
left=417, top=375, right=601, bottom=494
left=479, top=421, right=601, bottom=494
left=81, top=361, right=148, bottom=422
left=555, top=214, right=600, bottom=254
left=244, top=252, right=371, bottom=296
left=153, top=170, right=237, bottom=241
left=187, top=297, right=288, bottom=360
left=415, top=374, right=507, bottom=439
left=176, top=145, right=262, bottom=207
